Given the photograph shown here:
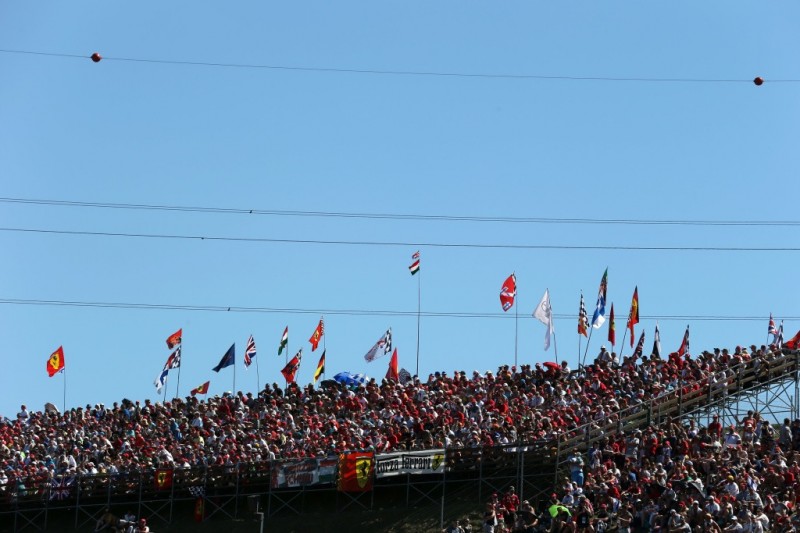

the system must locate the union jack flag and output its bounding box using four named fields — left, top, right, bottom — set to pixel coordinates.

left=49, top=476, right=75, bottom=500
left=769, top=314, right=778, bottom=340
left=244, top=335, right=256, bottom=368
